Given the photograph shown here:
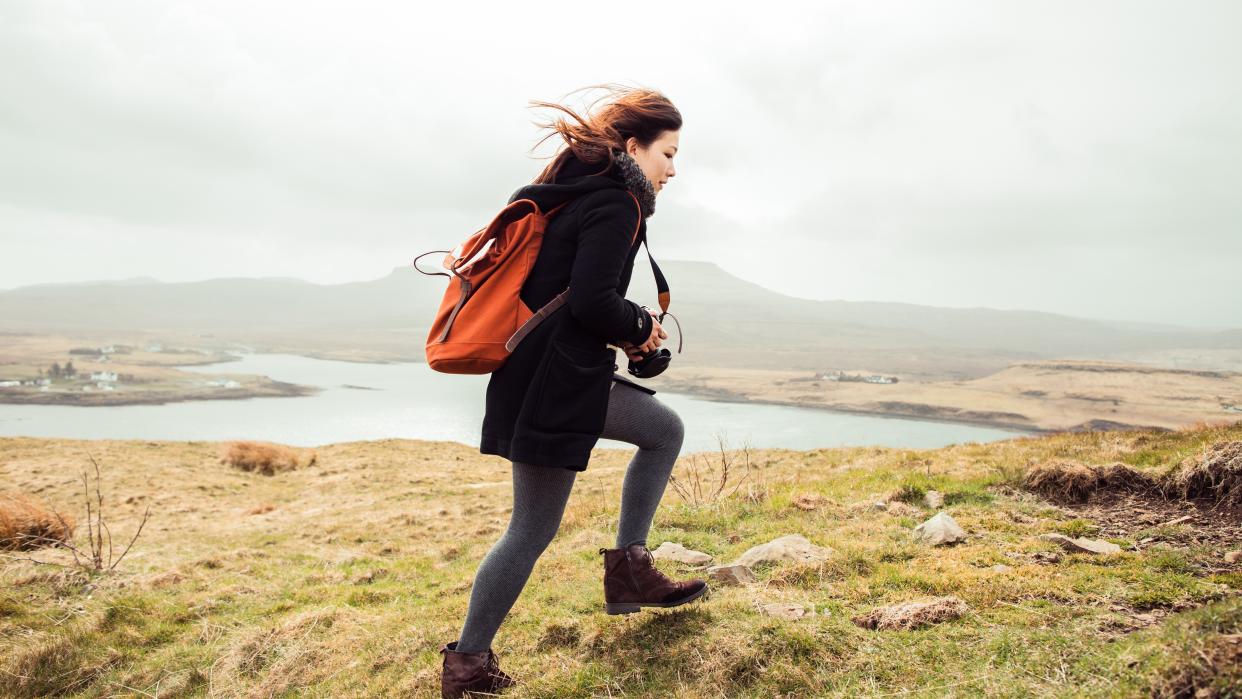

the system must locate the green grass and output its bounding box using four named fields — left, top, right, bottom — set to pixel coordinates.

left=1, top=422, right=1241, bottom=697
